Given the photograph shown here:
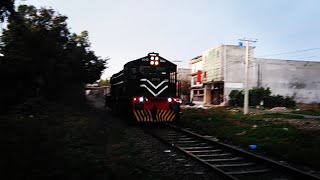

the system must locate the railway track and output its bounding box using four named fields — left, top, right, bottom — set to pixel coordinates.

left=146, top=124, right=320, bottom=180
